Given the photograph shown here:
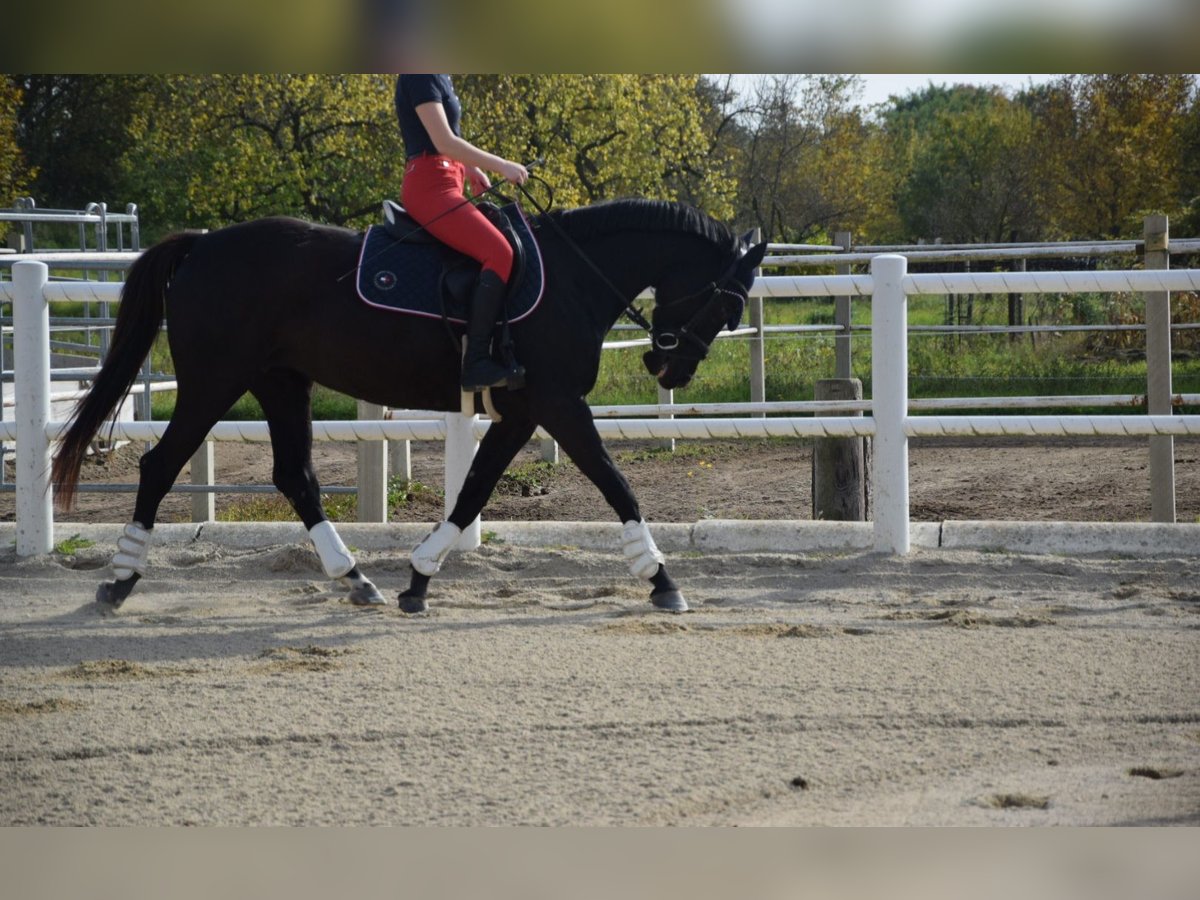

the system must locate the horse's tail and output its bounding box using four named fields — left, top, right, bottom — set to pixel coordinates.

left=51, top=231, right=200, bottom=510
